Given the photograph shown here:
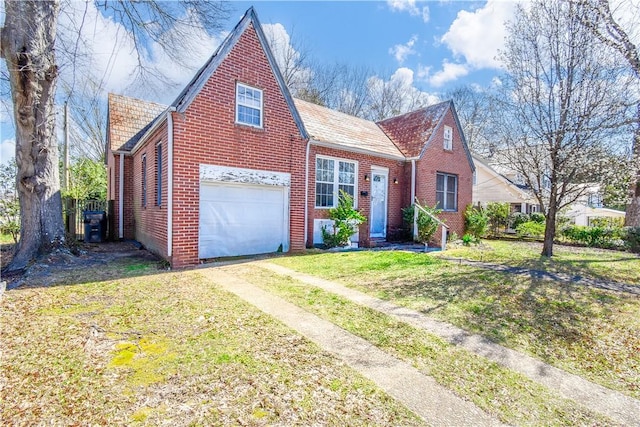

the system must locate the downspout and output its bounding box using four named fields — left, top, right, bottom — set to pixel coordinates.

left=167, top=108, right=175, bottom=257
left=411, top=159, right=417, bottom=240
left=304, top=138, right=310, bottom=248
left=119, top=153, right=124, bottom=239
